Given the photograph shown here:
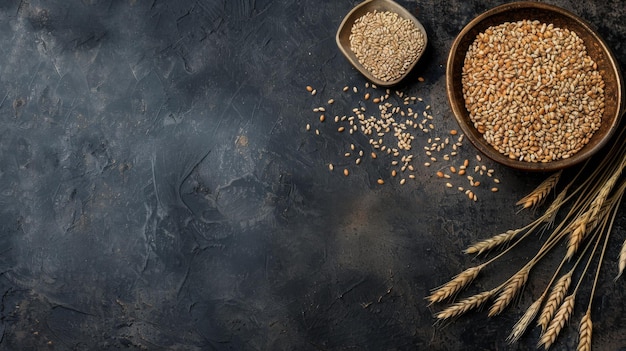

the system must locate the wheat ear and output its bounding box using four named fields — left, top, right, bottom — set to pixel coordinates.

left=434, top=289, right=495, bottom=321
left=537, top=271, right=572, bottom=333
left=516, top=170, right=562, bottom=209
left=507, top=295, right=543, bottom=344
left=565, top=171, right=619, bottom=260
left=542, top=186, right=569, bottom=226
left=616, top=239, right=626, bottom=281
left=489, top=265, right=530, bottom=317
left=464, top=229, right=521, bottom=255
left=538, top=294, right=575, bottom=350
left=576, top=311, right=592, bottom=351
left=426, top=264, right=485, bottom=305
